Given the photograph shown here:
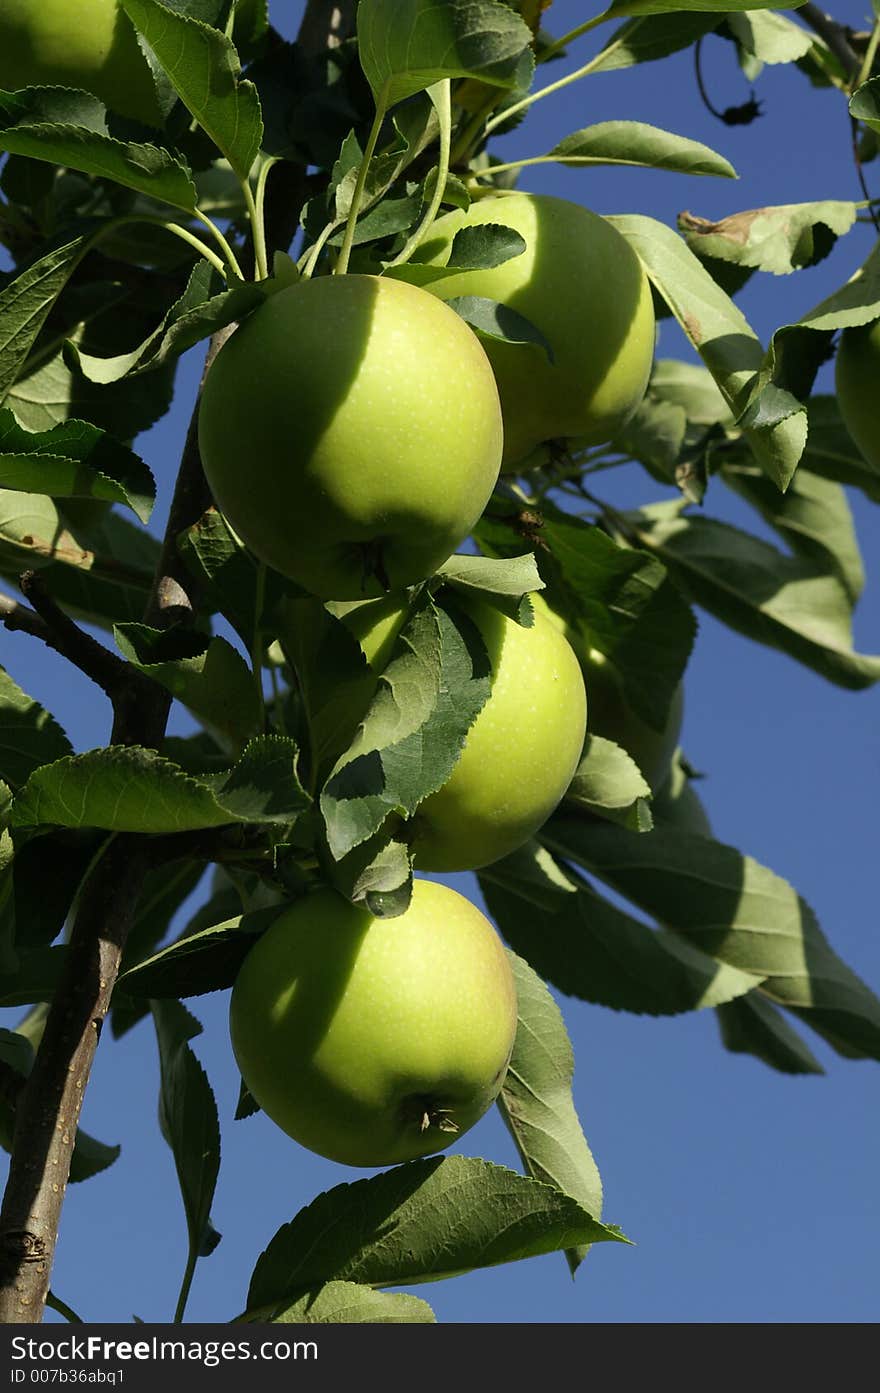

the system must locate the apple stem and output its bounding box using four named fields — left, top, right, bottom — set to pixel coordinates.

left=336, top=102, right=387, bottom=276
left=387, top=81, right=453, bottom=269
